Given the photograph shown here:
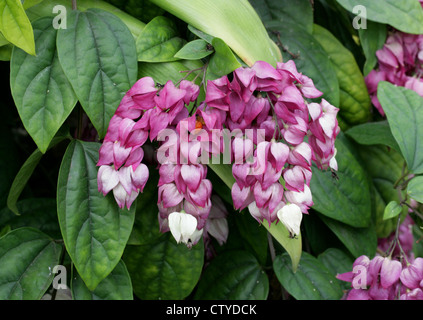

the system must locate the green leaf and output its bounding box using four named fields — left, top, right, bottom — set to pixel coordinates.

left=336, top=0, right=423, bottom=34
left=57, top=140, right=135, bottom=291
left=0, top=227, right=63, bottom=300
left=71, top=260, right=133, bottom=300
left=194, top=250, right=268, bottom=300
left=123, top=236, right=204, bottom=300
left=7, top=133, right=70, bottom=215
left=0, top=198, right=61, bottom=239
left=174, top=39, right=214, bottom=60
left=312, top=24, right=371, bottom=127
left=319, top=214, right=377, bottom=257
left=266, top=20, right=340, bottom=108
left=206, top=37, right=242, bottom=81
left=0, top=0, right=35, bottom=55
left=345, top=120, right=401, bottom=153
left=188, top=24, right=214, bottom=44
left=357, top=145, right=407, bottom=238
left=318, top=248, right=354, bottom=290
left=407, top=176, right=423, bottom=203
left=310, top=133, right=372, bottom=228
left=249, top=0, right=313, bottom=34
left=56, top=8, right=138, bottom=139
left=358, top=20, right=387, bottom=76
left=377, top=82, right=423, bottom=174
left=383, top=201, right=403, bottom=220
left=136, top=16, right=185, bottom=62
left=149, top=0, right=281, bottom=66
left=273, top=251, right=343, bottom=300
left=10, top=17, right=77, bottom=153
